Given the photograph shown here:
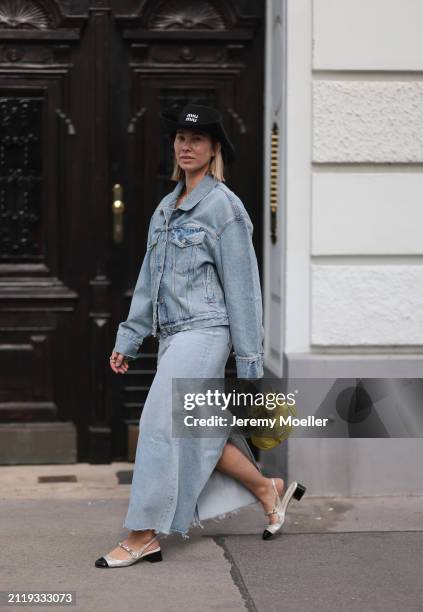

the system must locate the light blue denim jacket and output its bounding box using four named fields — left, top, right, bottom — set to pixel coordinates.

left=113, top=173, right=265, bottom=378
